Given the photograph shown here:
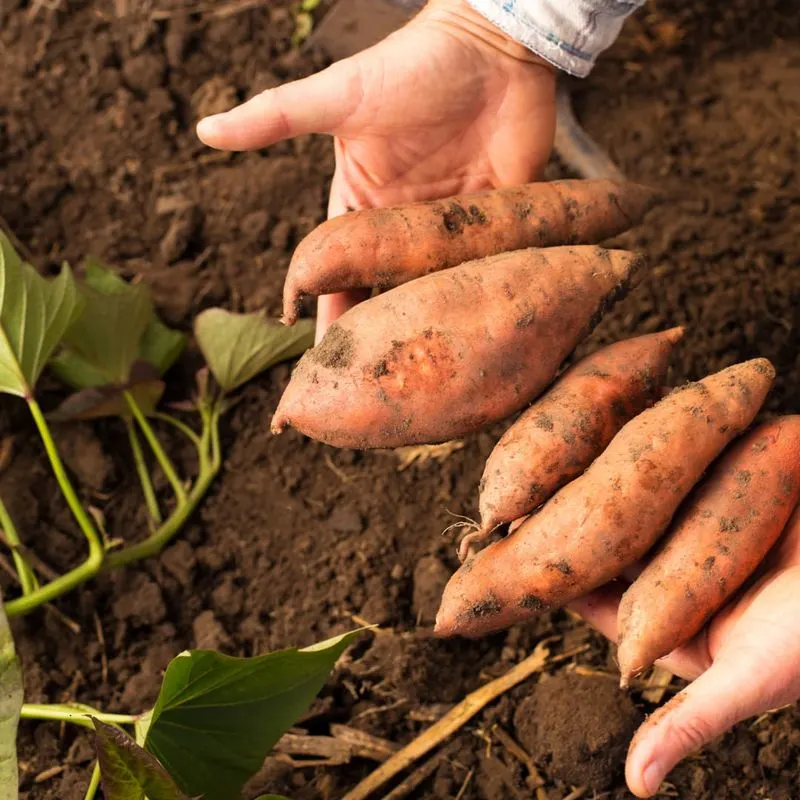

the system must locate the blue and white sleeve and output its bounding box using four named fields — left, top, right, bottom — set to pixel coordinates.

left=466, top=0, right=646, bottom=77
